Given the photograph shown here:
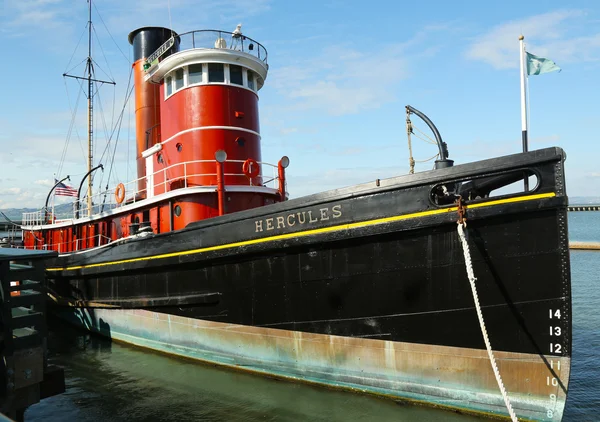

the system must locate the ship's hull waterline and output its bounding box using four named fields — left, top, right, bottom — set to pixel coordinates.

left=45, top=148, right=571, bottom=420
left=58, top=308, right=569, bottom=421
